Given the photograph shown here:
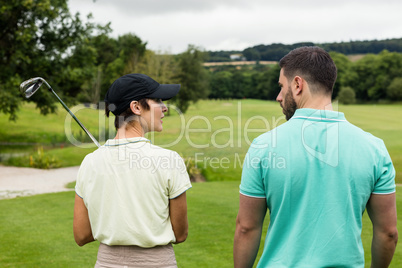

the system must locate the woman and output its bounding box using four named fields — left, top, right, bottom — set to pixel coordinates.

left=73, top=73, right=192, bottom=267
